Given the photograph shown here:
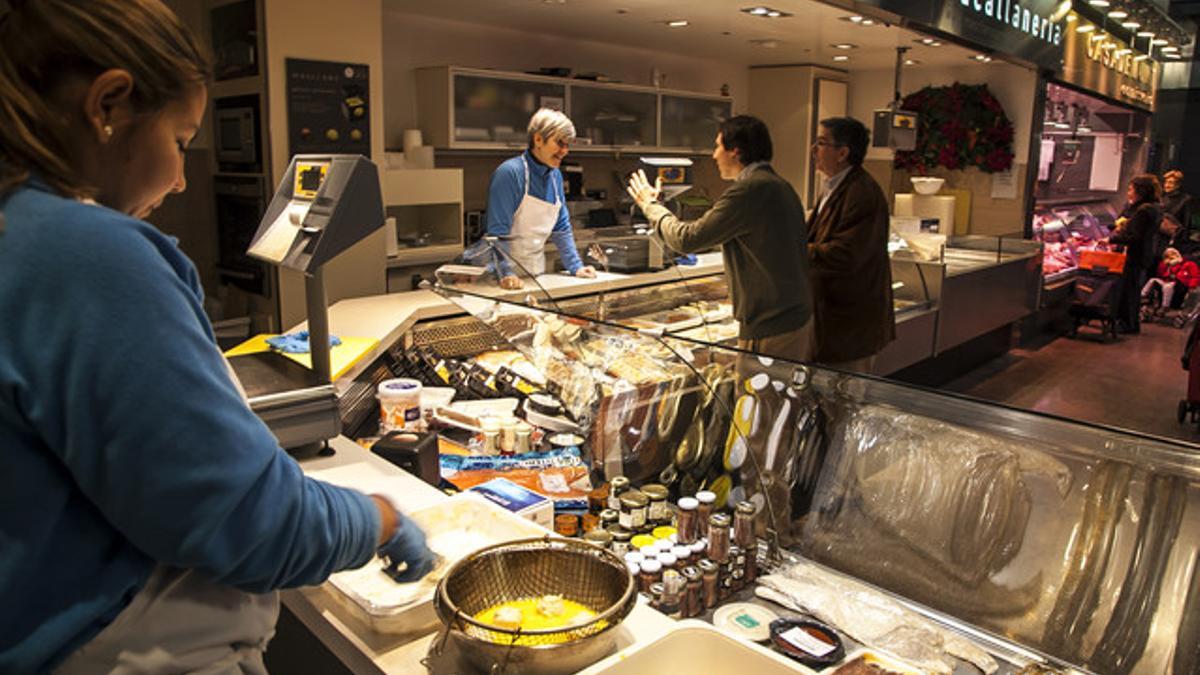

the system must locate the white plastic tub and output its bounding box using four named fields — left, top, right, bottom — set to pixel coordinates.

left=578, top=620, right=817, bottom=674
left=326, top=492, right=547, bottom=634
